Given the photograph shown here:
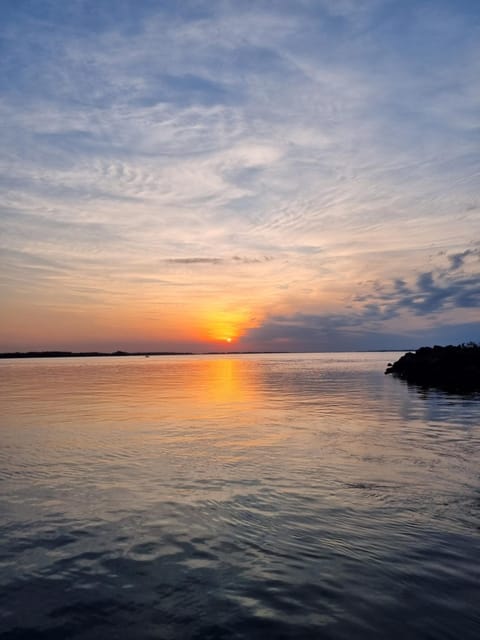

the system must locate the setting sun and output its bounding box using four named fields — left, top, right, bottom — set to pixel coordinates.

left=197, top=306, right=260, bottom=348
